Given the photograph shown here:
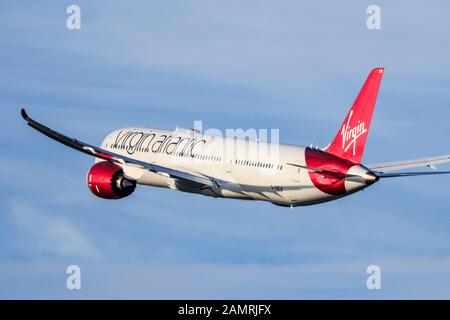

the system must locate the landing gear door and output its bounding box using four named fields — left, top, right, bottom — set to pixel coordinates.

left=224, top=137, right=236, bottom=174
left=291, top=152, right=302, bottom=182
left=226, top=151, right=234, bottom=173
left=292, top=167, right=301, bottom=182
